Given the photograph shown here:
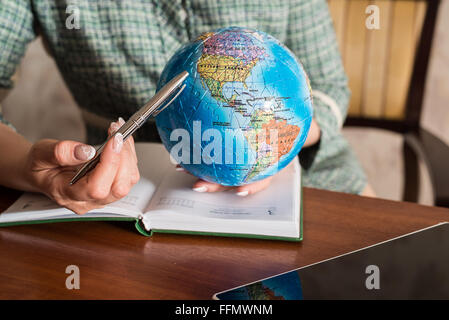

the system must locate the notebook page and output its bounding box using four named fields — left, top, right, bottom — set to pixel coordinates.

left=144, top=159, right=300, bottom=223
